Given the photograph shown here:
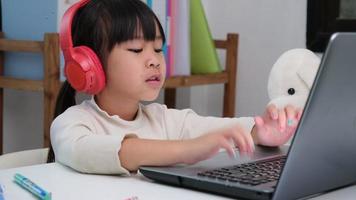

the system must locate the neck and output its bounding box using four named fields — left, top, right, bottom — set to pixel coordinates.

left=94, top=92, right=139, bottom=121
